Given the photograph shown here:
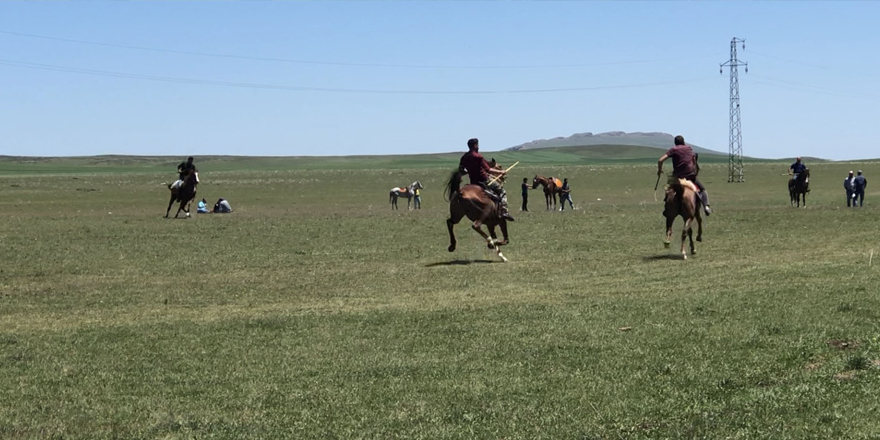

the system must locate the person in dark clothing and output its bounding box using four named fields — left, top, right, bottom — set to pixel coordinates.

left=657, top=135, right=711, bottom=216
left=458, top=138, right=513, bottom=221
left=560, top=178, right=574, bottom=211
left=521, top=177, right=530, bottom=212
left=853, top=170, right=868, bottom=207
left=171, top=156, right=196, bottom=192
left=789, top=157, right=809, bottom=193
left=844, top=171, right=855, bottom=207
